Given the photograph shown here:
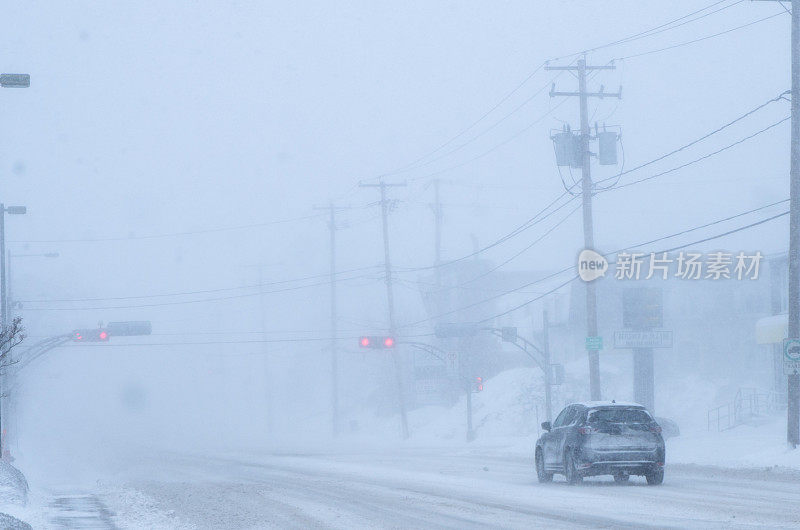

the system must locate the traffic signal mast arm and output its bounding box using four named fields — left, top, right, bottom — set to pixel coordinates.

left=400, top=340, right=481, bottom=389
left=398, top=340, right=447, bottom=364
left=11, top=333, right=72, bottom=376
left=485, top=327, right=547, bottom=374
